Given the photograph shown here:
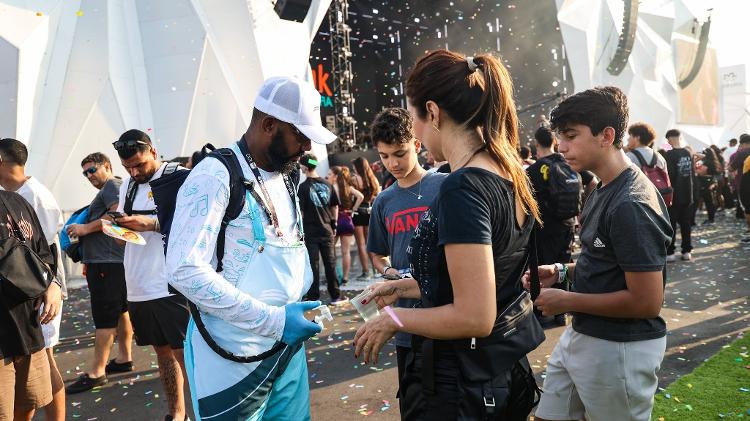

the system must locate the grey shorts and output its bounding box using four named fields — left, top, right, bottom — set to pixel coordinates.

left=535, top=326, right=666, bottom=421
